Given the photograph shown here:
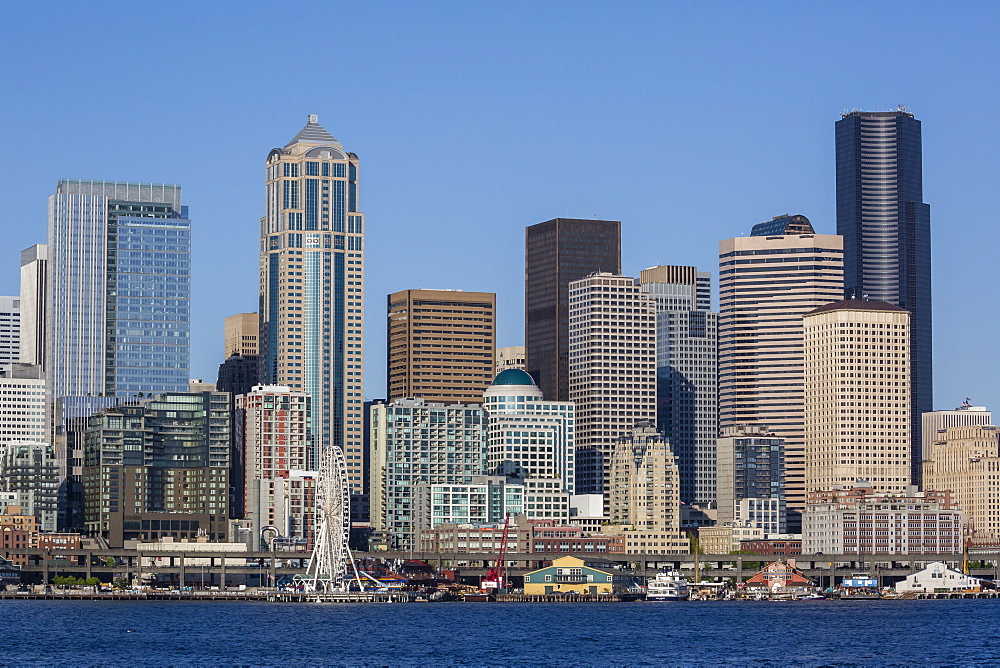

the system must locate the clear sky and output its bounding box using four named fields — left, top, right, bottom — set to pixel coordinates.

left=1, top=2, right=997, bottom=411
